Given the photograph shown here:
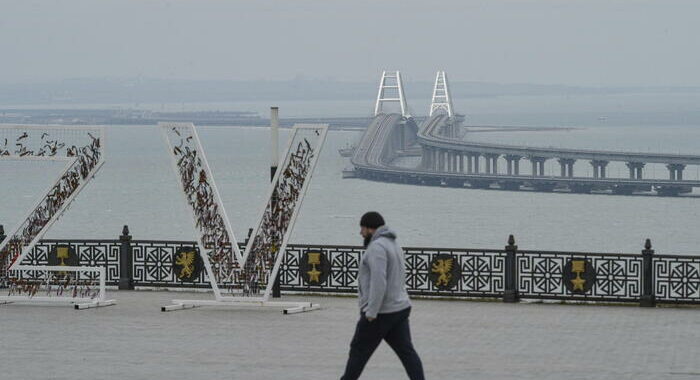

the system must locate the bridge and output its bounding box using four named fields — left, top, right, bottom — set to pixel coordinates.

left=347, top=71, right=700, bottom=196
